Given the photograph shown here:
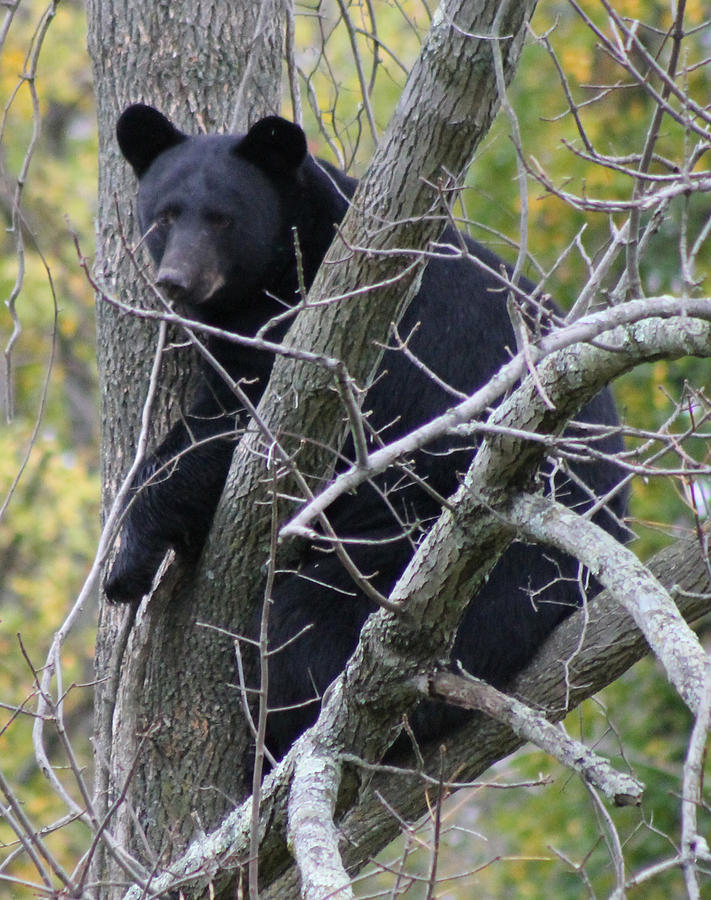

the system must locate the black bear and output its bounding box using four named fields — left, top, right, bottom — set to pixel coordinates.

left=107, top=104, right=627, bottom=760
